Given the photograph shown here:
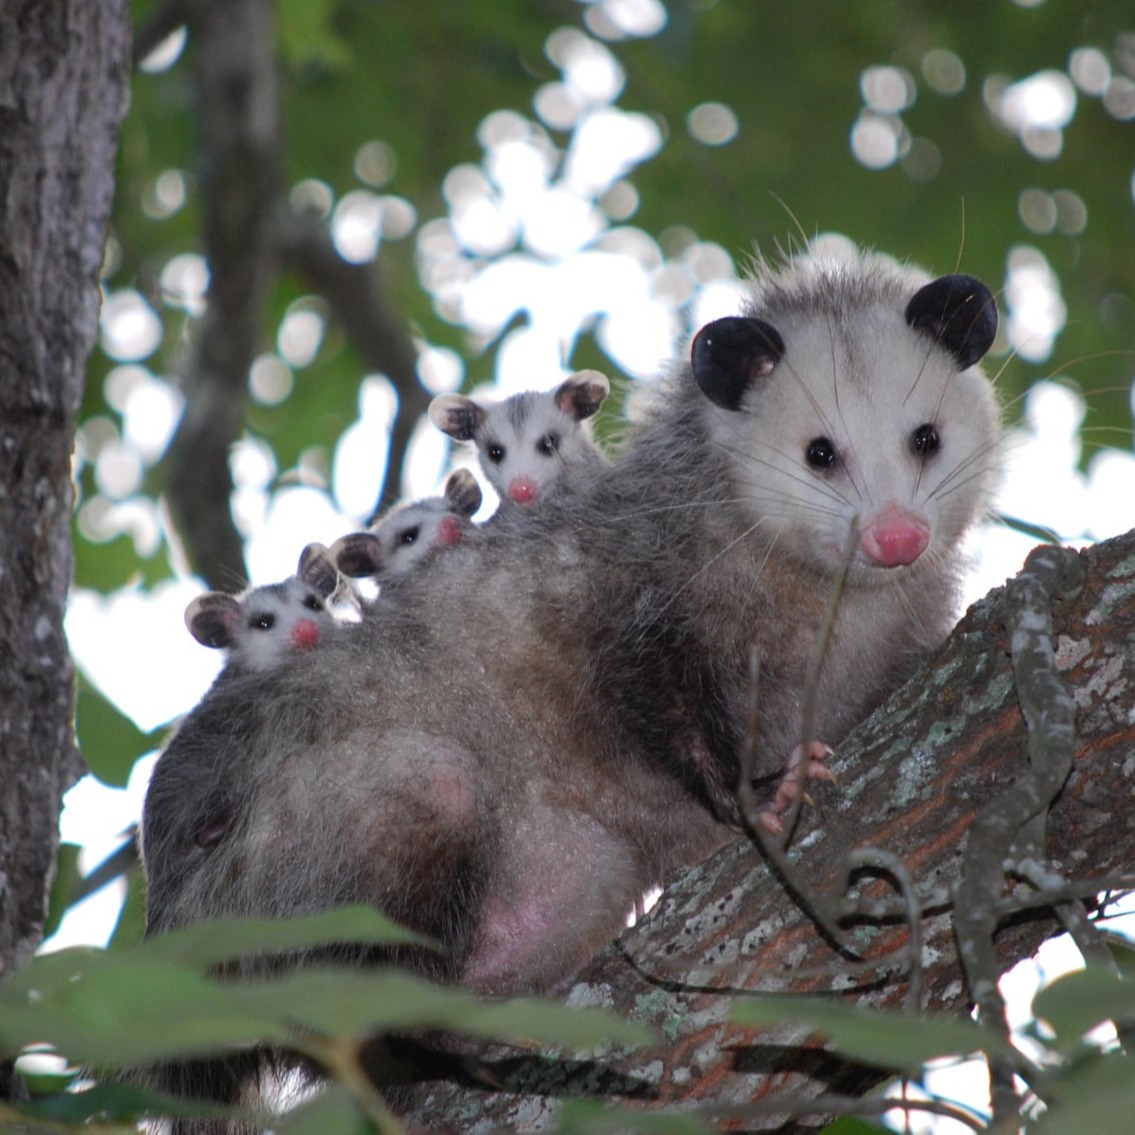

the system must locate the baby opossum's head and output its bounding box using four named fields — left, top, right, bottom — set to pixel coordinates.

left=331, top=468, right=482, bottom=582
left=429, top=370, right=610, bottom=508
left=185, top=577, right=331, bottom=671
left=691, top=251, right=1000, bottom=581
